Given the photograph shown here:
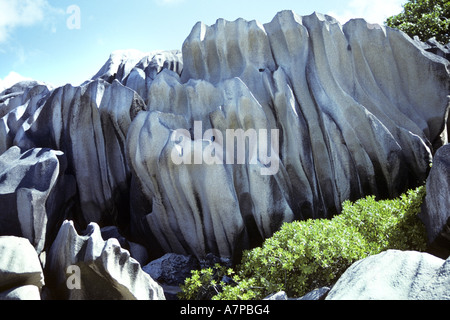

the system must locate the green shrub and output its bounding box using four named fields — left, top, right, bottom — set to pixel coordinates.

left=179, top=186, right=428, bottom=300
